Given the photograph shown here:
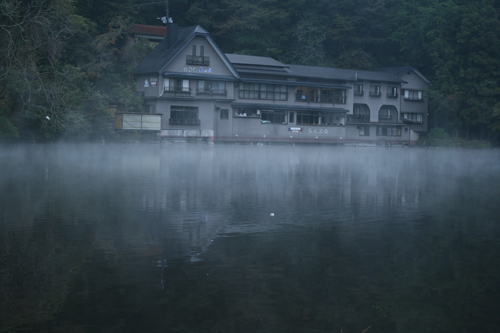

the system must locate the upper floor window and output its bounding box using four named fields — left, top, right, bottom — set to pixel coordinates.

left=387, top=86, right=398, bottom=98
left=354, top=84, right=364, bottom=96
left=369, top=84, right=381, bottom=97
left=186, top=44, right=209, bottom=66
left=403, top=89, right=423, bottom=101
left=379, top=108, right=392, bottom=120
left=239, top=83, right=287, bottom=101
left=296, top=86, right=346, bottom=104
left=401, top=112, right=423, bottom=124
left=197, top=80, right=226, bottom=96
left=164, top=78, right=190, bottom=93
